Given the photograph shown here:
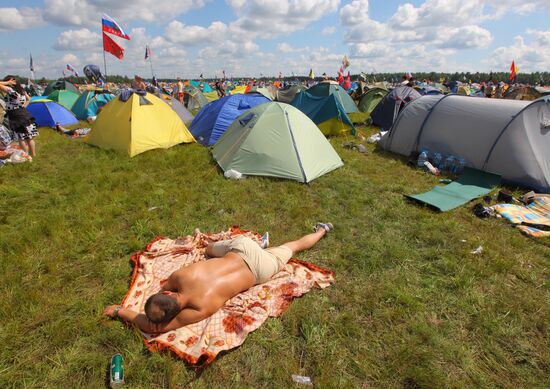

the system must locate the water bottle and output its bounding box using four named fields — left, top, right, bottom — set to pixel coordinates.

left=417, top=148, right=430, bottom=168
left=291, top=375, right=313, bottom=385
left=456, top=157, right=466, bottom=174
left=445, top=155, right=456, bottom=174
left=224, top=169, right=243, bottom=179
left=433, top=152, right=443, bottom=169
left=110, top=354, right=124, bottom=388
